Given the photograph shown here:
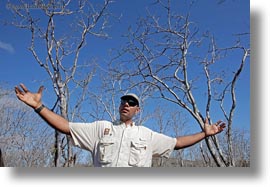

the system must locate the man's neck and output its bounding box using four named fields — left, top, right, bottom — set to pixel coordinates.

left=120, top=119, right=133, bottom=126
